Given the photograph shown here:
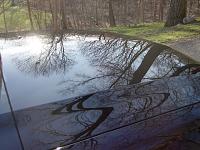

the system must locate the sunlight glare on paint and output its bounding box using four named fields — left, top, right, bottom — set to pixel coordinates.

left=25, top=36, right=44, bottom=55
